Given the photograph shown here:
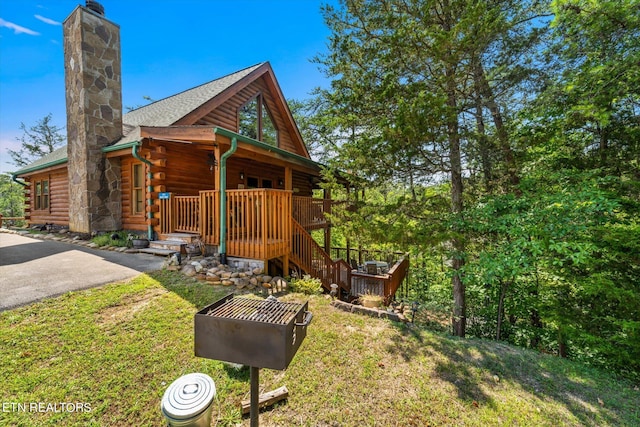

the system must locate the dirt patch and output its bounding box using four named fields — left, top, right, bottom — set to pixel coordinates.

left=97, top=287, right=168, bottom=327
